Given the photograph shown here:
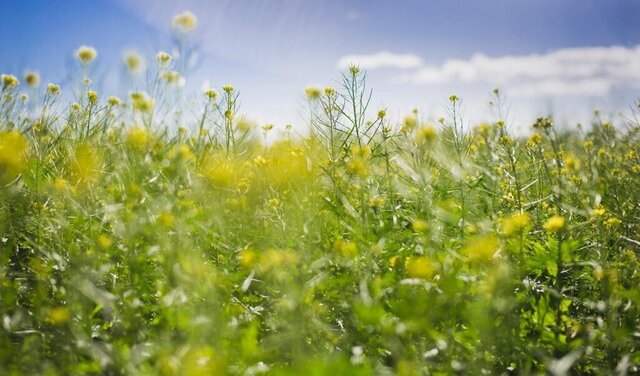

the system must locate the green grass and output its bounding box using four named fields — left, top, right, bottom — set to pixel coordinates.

left=1, top=52, right=639, bottom=375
